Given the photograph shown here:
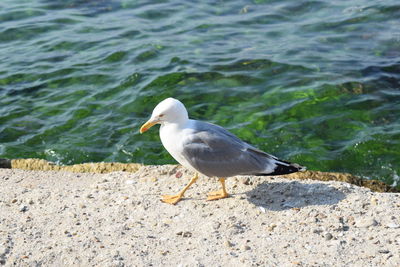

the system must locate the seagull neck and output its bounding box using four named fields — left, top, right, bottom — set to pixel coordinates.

left=168, top=118, right=188, bottom=128
left=164, top=118, right=188, bottom=128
